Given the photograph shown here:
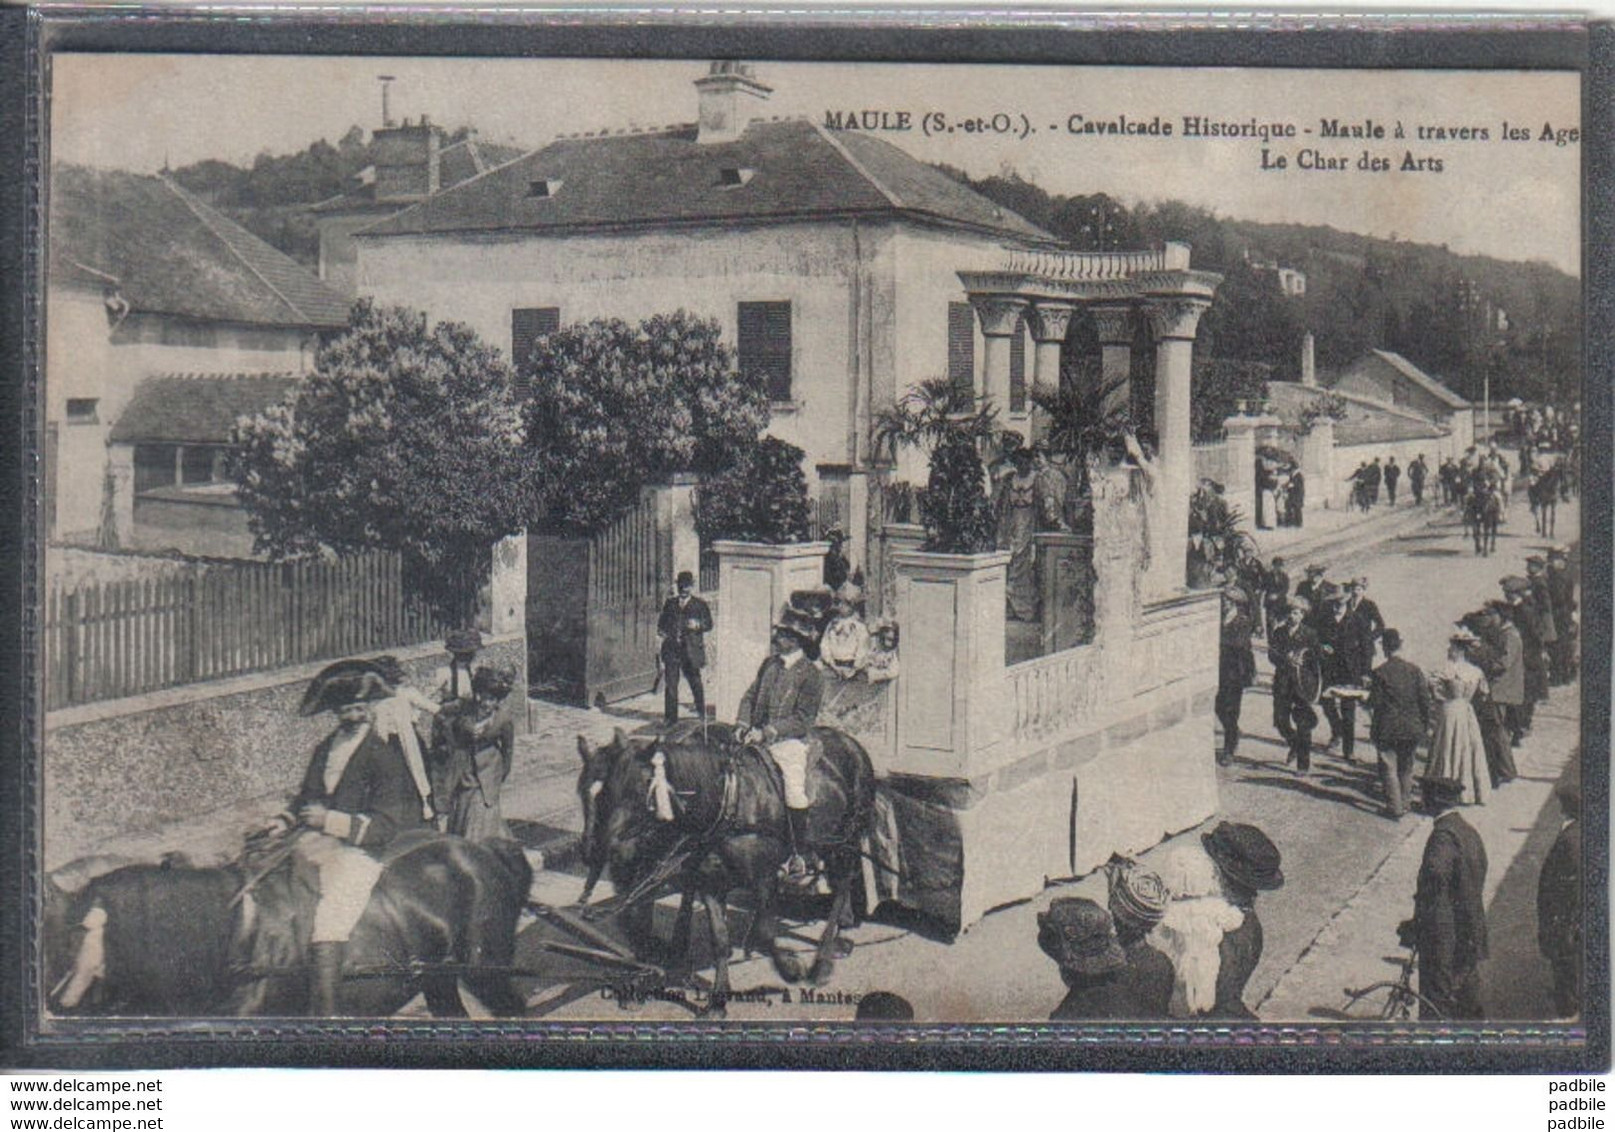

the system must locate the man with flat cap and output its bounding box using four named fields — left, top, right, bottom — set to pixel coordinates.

left=1402, top=777, right=1489, bottom=1020
left=658, top=570, right=713, bottom=724
left=1262, top=556, right=1291, bottom=640
left=1269, top=598, right=1320, bottom=772
left=1367, top=628, right=1433, bottom=818
left=1201, top=821, right=1285, bottom=1018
